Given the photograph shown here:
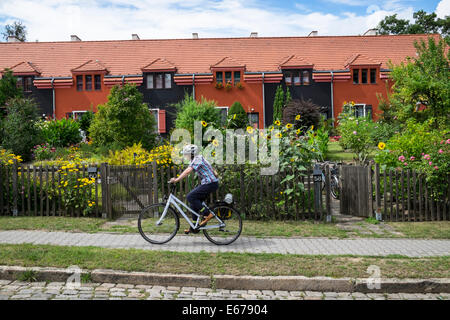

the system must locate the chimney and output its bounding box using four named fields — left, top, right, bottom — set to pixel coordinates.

left=132, top=34, right=140, bottom=40
left=70, top=35, right=82, bottom=42
left=7, top=36, right=20, bottom=42
left=192, top=33, right=198, bottom=39
left=250, top=32, right=258, bottom=38
left=363, top=29, right=378, bottom=36
left=308, top=31, right=318, bottom=37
